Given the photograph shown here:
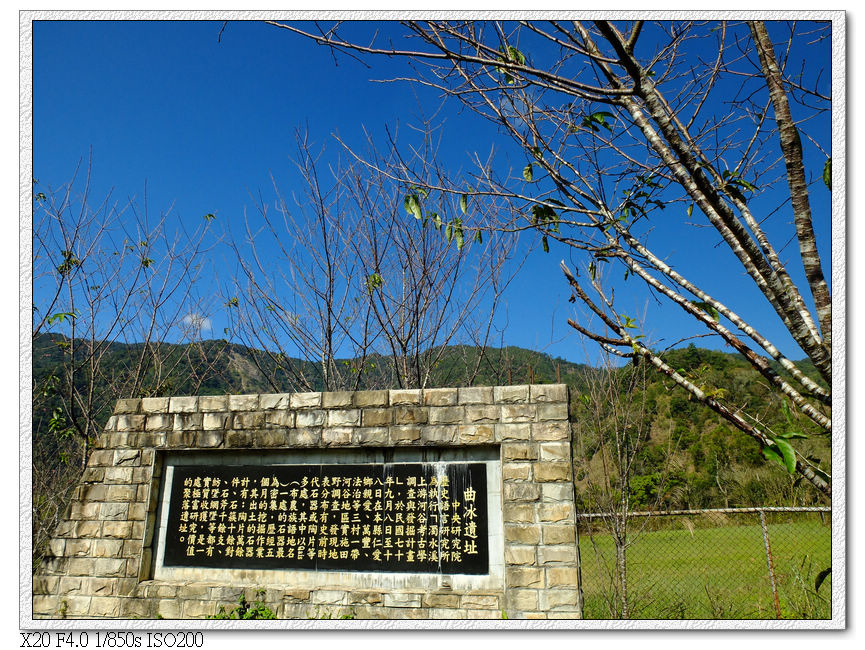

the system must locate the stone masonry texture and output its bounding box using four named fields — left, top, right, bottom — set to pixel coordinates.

left=32, top=385, right=579, bottom=621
